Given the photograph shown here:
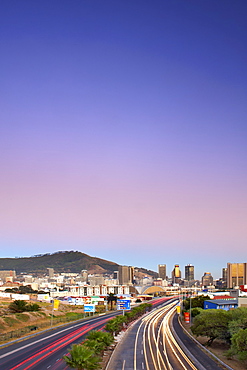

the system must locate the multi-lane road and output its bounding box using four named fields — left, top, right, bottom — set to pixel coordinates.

left=0, top=311, right=118, bottom=370
left=106, top=299, right=227, bottom=370
left=0, top=298, right=228, bottom=370
left=0, top=298, right=168, bottom=370
left=106, top=299, right=198, bottom=370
